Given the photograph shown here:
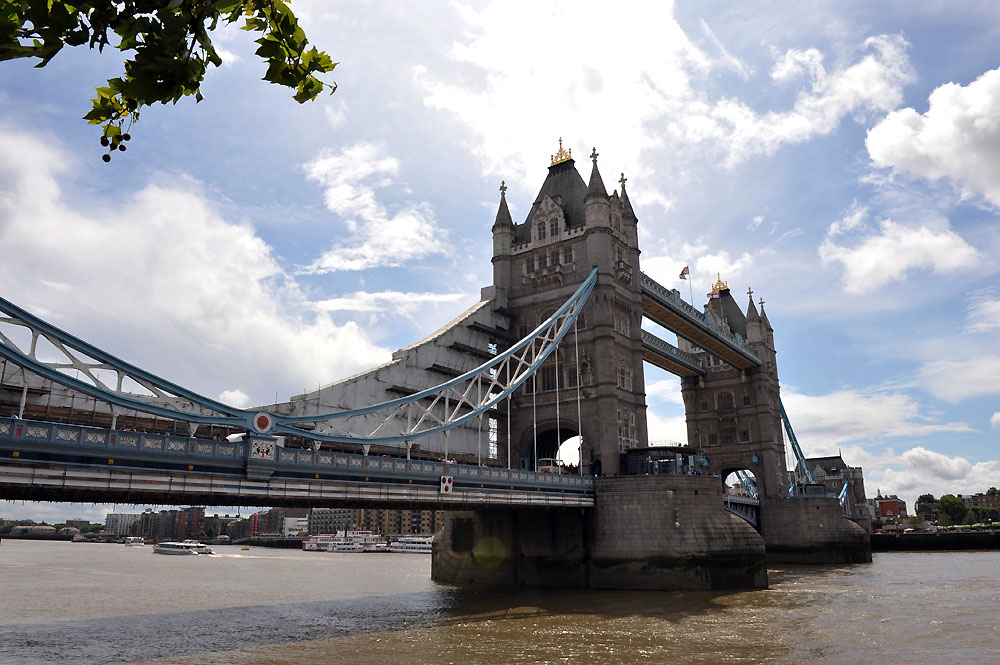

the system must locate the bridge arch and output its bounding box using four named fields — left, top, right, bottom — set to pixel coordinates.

left=516, top=421, right=580, bottom=471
